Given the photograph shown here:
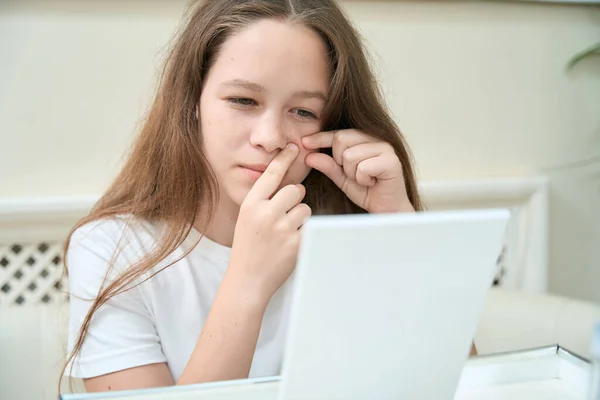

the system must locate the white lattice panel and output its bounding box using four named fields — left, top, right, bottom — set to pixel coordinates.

left=493, top=243, right=507, bottom=286
left=0, top=242, right=68, bottom=305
